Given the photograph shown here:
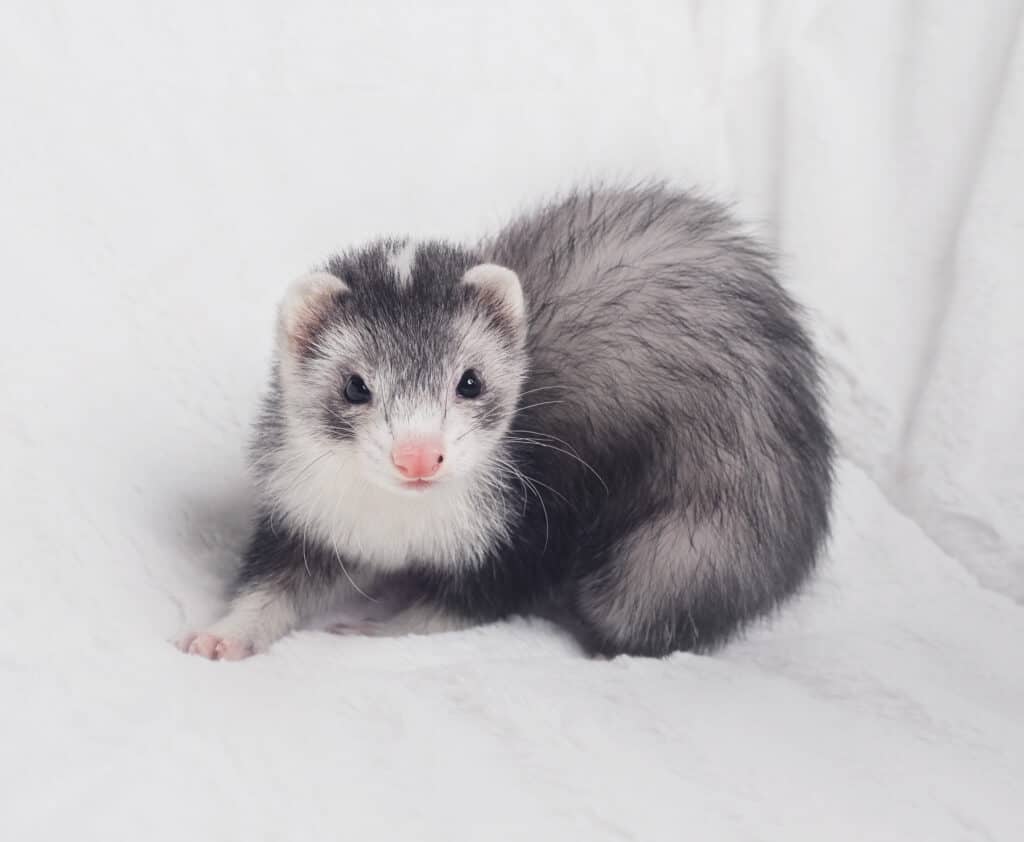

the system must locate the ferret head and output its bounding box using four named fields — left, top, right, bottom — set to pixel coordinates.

left=274, top=240, right=527, bottom=499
